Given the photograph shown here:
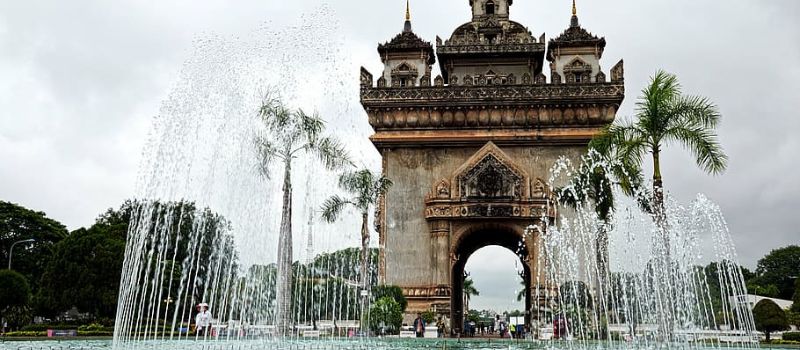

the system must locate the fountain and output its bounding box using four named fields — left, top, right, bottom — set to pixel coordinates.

left=91, top=6, right=767, bottom=350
